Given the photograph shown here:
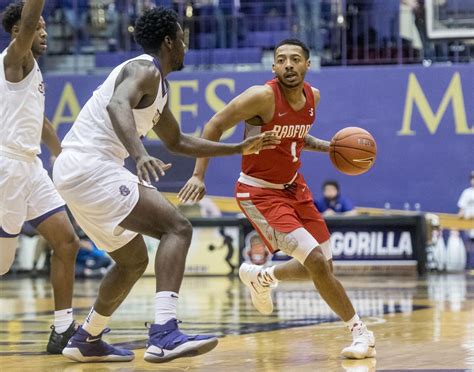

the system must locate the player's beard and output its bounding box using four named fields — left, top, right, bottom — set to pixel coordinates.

left=172, top=50, right=185, bottom=71
left=277, top=75, right=302, bottom=88
left=32, top=37, right=47, bottom=58
left=175, top=61, right=184, bottom=71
